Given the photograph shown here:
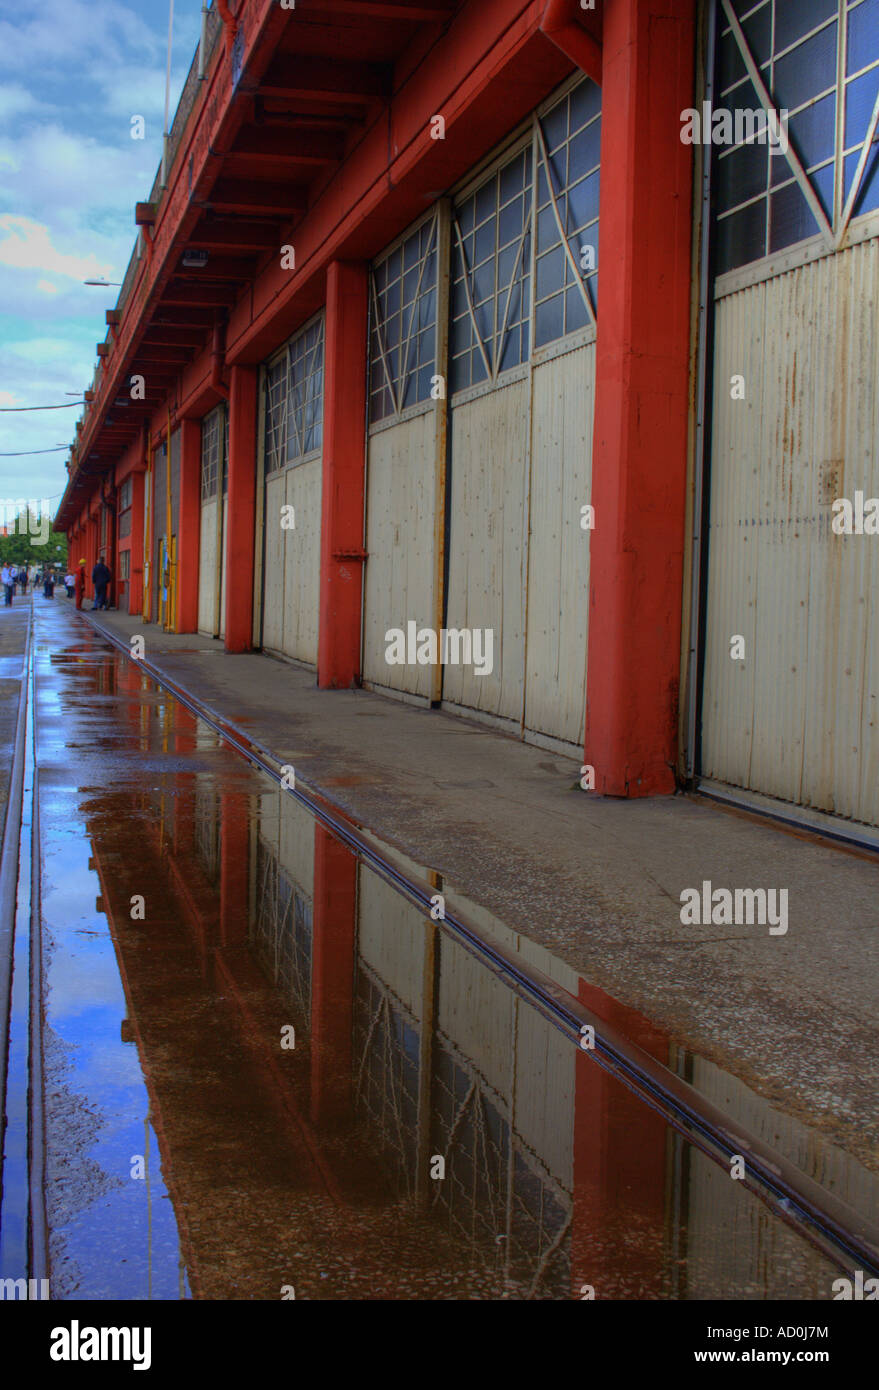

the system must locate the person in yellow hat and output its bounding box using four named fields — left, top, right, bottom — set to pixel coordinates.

left=74, top=559, right=86, bottom=610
